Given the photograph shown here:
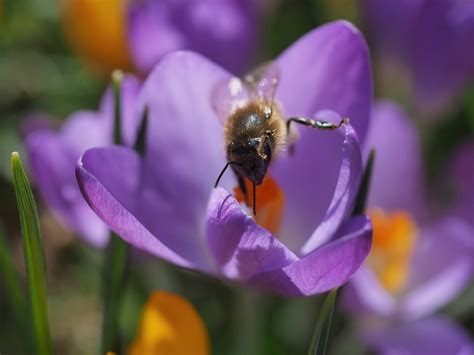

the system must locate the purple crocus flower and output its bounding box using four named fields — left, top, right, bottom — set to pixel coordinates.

left=76, top=21, right=373, bottom=296
left=450, top=139, right=474, bottom=226
left=126, top=0, right=258, bottom=75
left=363, top=316, right=474, bottom=355
left=362, top=0, right=474, bottom=117
left=24, top=75, right=141, bottom=248
left=343, top=101, right=474, bottom=353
